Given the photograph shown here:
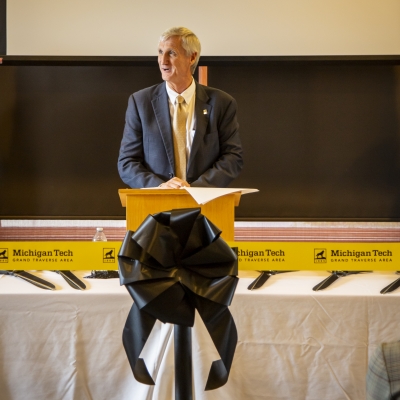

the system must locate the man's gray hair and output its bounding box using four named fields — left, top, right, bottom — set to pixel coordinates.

left=159, top=27, right=201, bottom=74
